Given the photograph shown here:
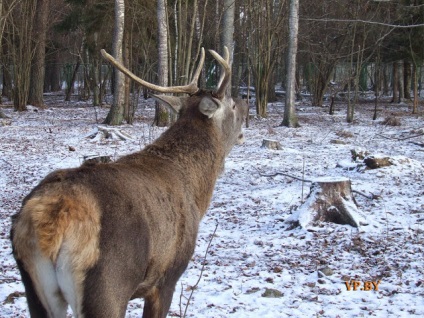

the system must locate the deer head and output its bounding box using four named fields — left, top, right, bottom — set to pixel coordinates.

left=11, top=47, right=247, bottom=318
